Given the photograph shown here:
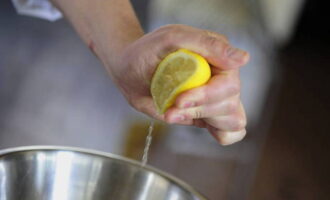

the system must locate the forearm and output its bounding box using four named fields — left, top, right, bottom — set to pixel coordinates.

left=51, top=0, right=144, bottom=71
